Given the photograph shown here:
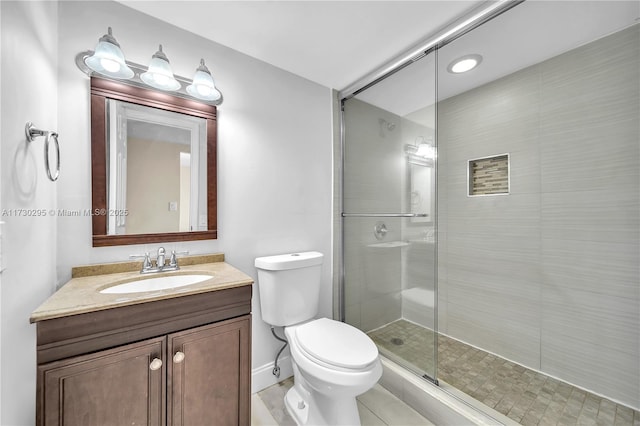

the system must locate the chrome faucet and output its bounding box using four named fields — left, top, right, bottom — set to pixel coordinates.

left=130, top=247, right=189, bottom=274
left=156, top=247, right=166, bottom=269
